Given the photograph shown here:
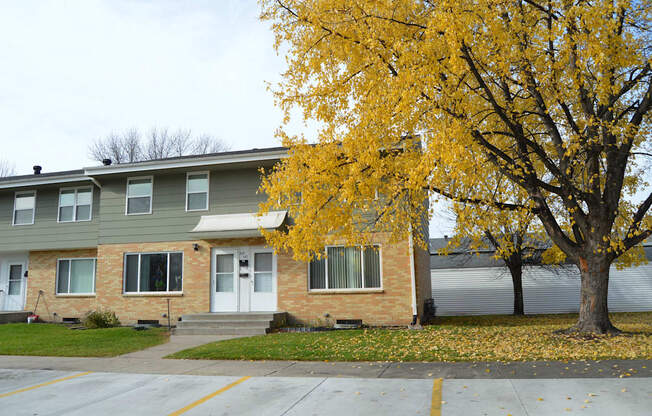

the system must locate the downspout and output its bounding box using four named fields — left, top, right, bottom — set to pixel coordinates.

left=408, top=225, right=418, bottom=325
